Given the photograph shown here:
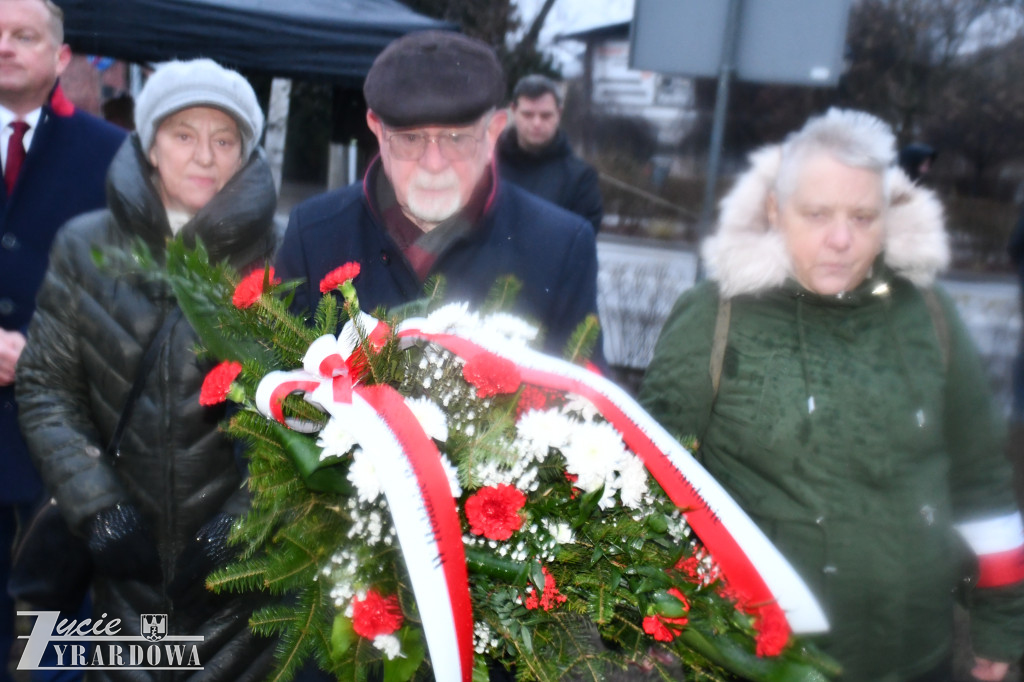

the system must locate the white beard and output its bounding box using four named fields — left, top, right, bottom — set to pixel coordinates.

left=404, top=168, right=463, bottom=225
